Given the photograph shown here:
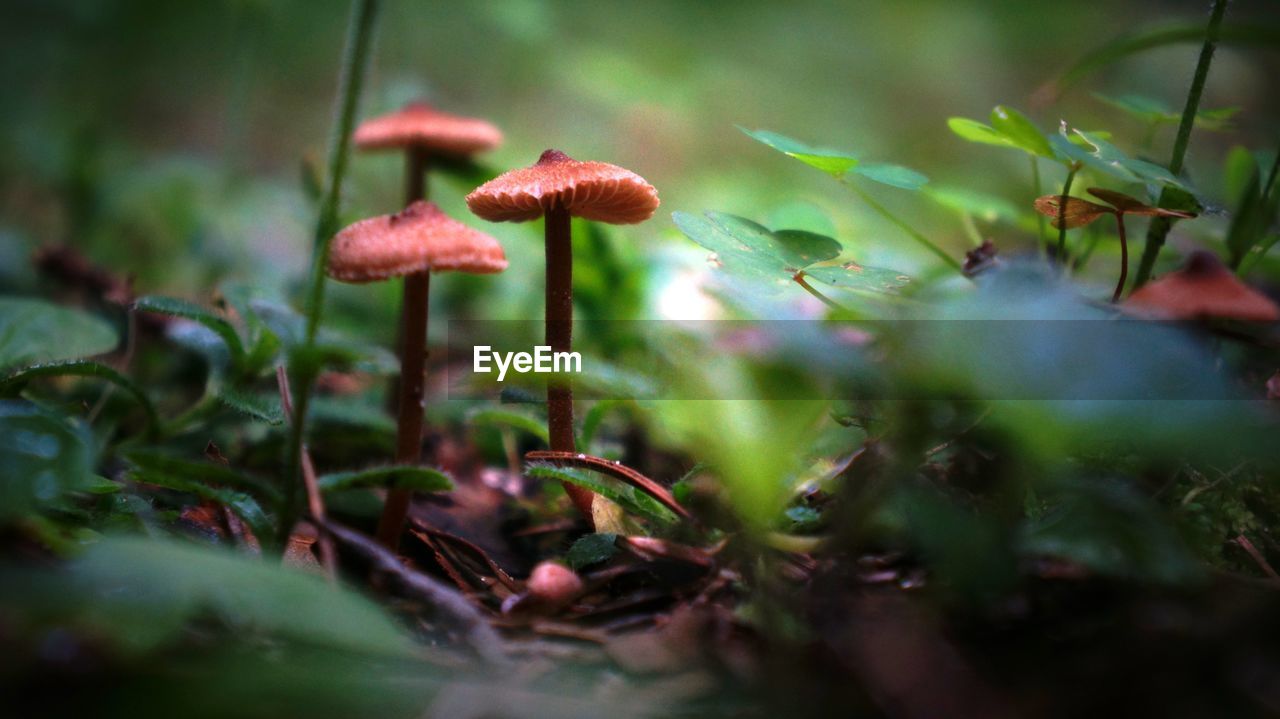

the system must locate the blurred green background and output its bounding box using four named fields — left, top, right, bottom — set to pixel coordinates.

left=2, top=0, right=1276, bottom=335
